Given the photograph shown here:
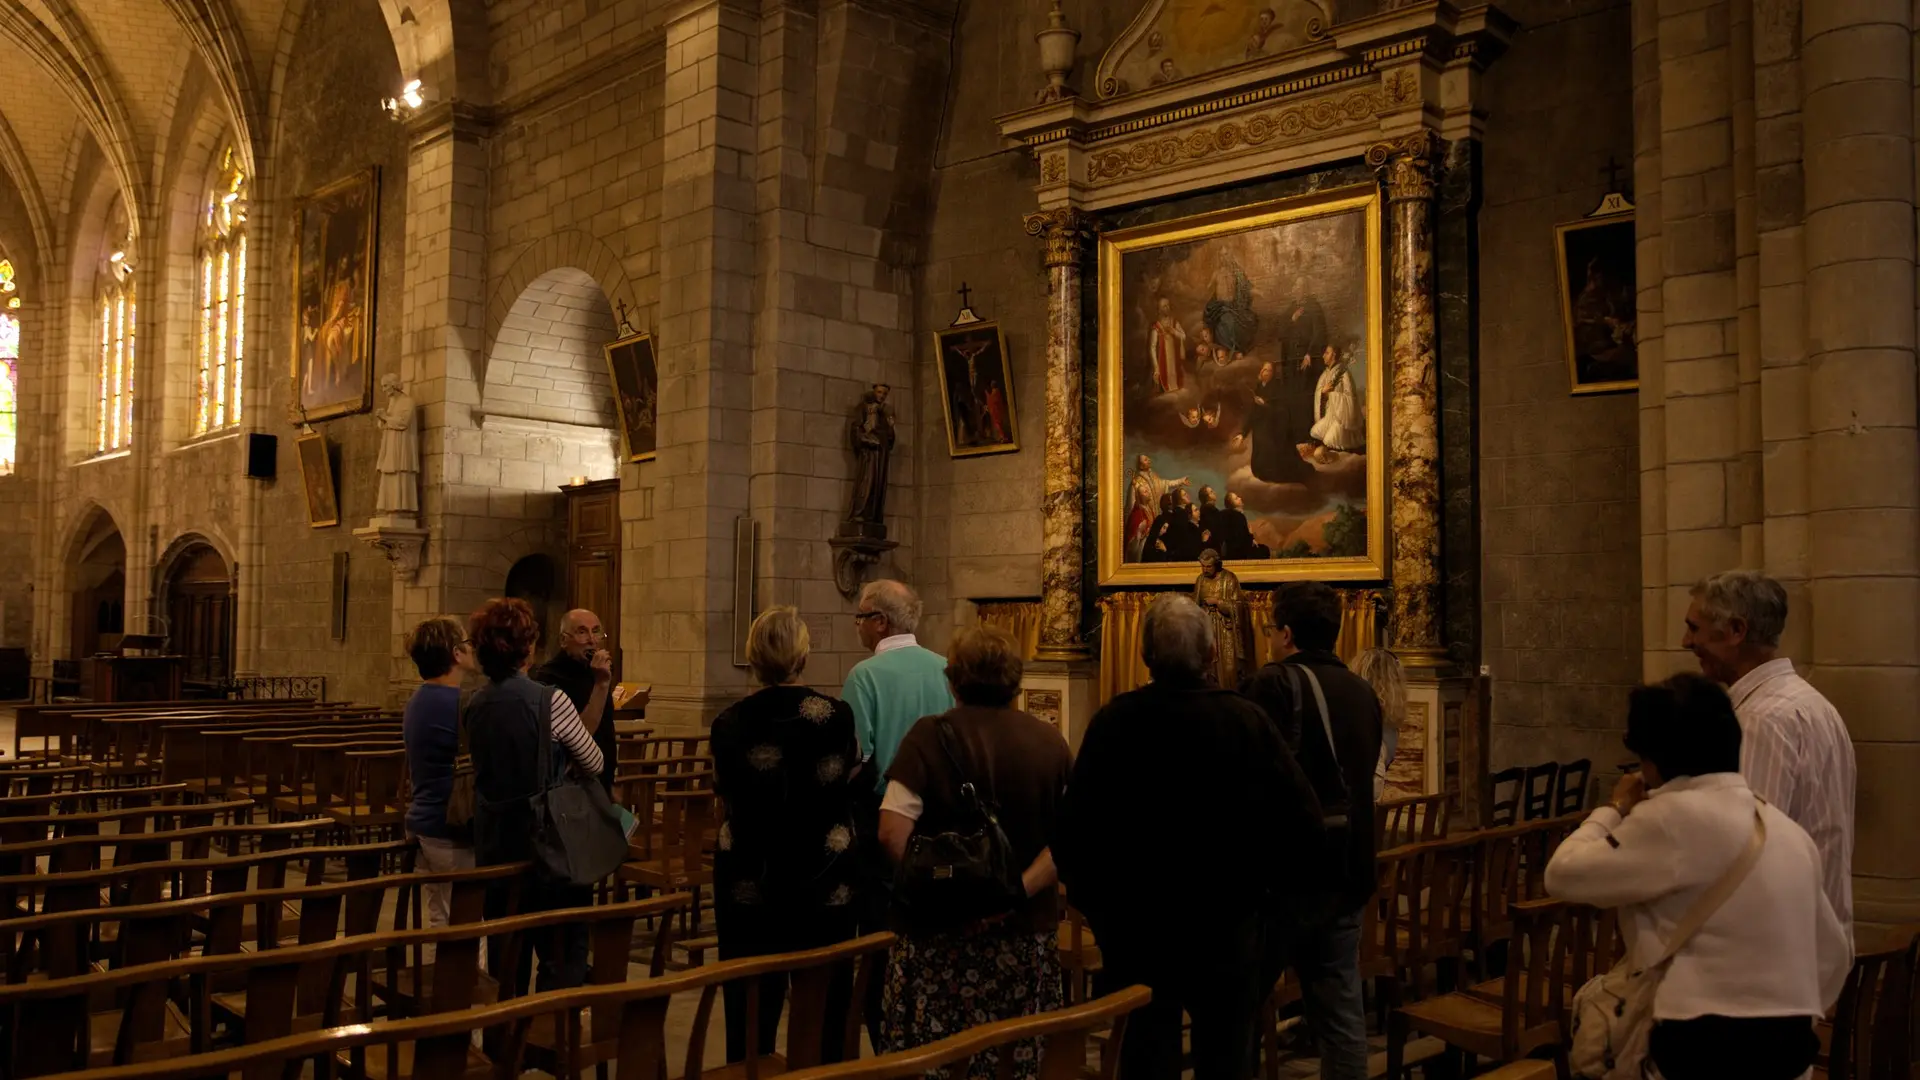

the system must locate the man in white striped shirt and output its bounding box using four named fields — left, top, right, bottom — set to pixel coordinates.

left=1683, top=570, right=1857, bottom=931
